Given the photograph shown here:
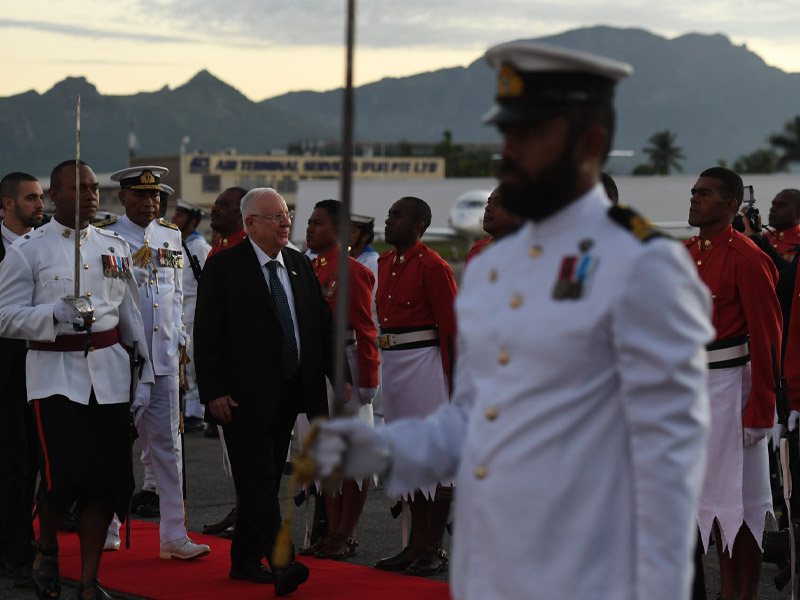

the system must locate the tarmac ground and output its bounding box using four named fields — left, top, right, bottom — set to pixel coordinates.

left=0, top=421, right=794, bottom=599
